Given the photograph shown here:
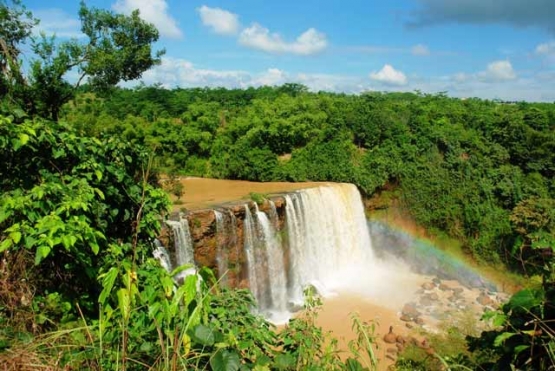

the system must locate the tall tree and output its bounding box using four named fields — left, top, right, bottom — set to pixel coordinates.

left=0, top=0, right=164, bottom=119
